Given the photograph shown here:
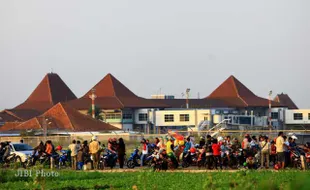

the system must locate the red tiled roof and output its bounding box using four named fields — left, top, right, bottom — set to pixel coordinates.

left=274, top=93, right=298, bottom=109
left=69, top=73, right=169, bottom=109
left=1, top=109, right=41, bottom=121
left=15, top=73, right=77, bottom=111
left=0, top=122, right=22, bottom=131
left=0, top=112, right=23, bottom=122
left=205, top=75, right=282, bottom=107
left=83, top=73, right=137, bottom=98
left=5, top=103, right=120, bottom=132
